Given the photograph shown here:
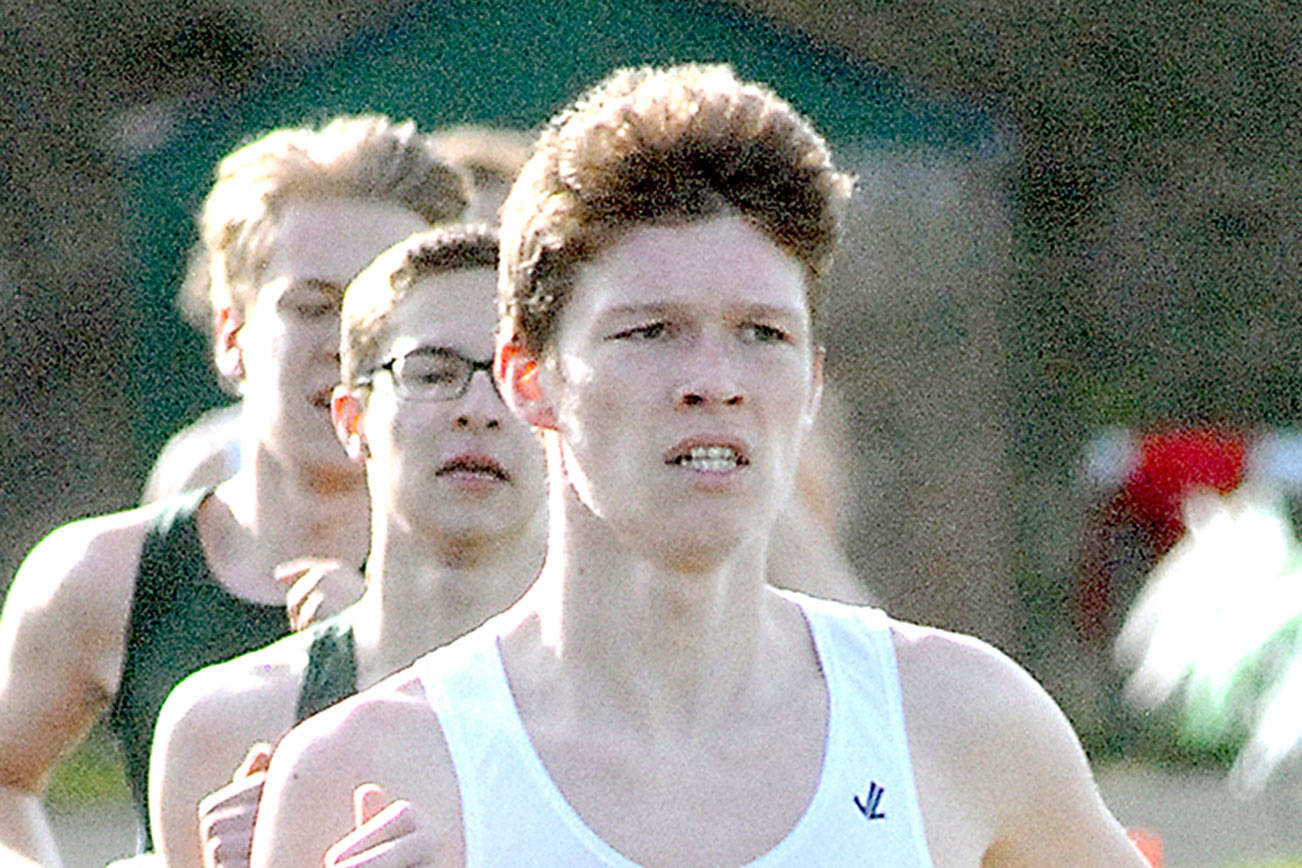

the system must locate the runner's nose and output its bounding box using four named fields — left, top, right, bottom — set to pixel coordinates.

left=676, top=337, right=743, bottom=409
left=454, top=369, right=503, bottom=431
